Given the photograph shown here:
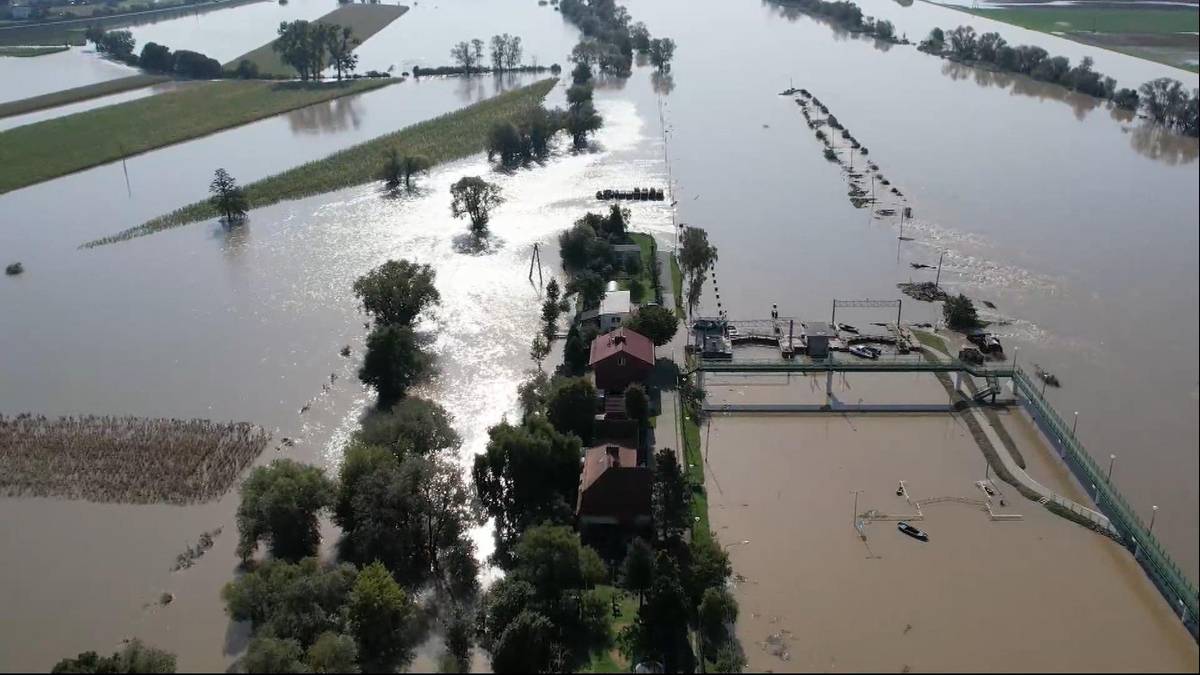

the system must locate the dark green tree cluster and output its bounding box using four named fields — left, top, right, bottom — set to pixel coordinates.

left=472, top=417, right=582, bottom=564
left=449, top=38, right=485, bottom=71
left=775, top=0, right=899, bottom=42
left=354, top=259, right=439, bottom=408
left=274, top=20, right=360, bottom=81
left=564, top=76, right=603, bottom=148
left=612, top=448, right=744, bottom=672
left=477, top=525, right=611, bottom=673
left=559, top=0, right=672, bottom=77
left=922, top=23, right=1199, bottom=131
left=679, top=225, right=718, bottom=315
left=222, top=558, right=416, bottom=673
left=623, top=304, right=679, bottom=347
left=52, top=640, right=175, bottom=674
left=942, top=293, right=980, bottom=331
left=450, top=176, right=504, bottom=235
left=138, top=41, right=222, bottom=78
left=85, top=27, right=136, bottom=62
left=557, top=205, right=632, bottom=310
left=487, top=106, right=560, bottom=165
